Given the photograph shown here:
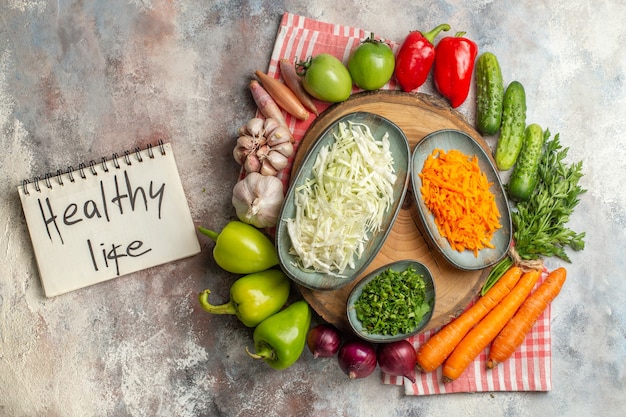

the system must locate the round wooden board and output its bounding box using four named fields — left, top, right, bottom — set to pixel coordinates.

left=291, top=90, right=492, bottom=334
